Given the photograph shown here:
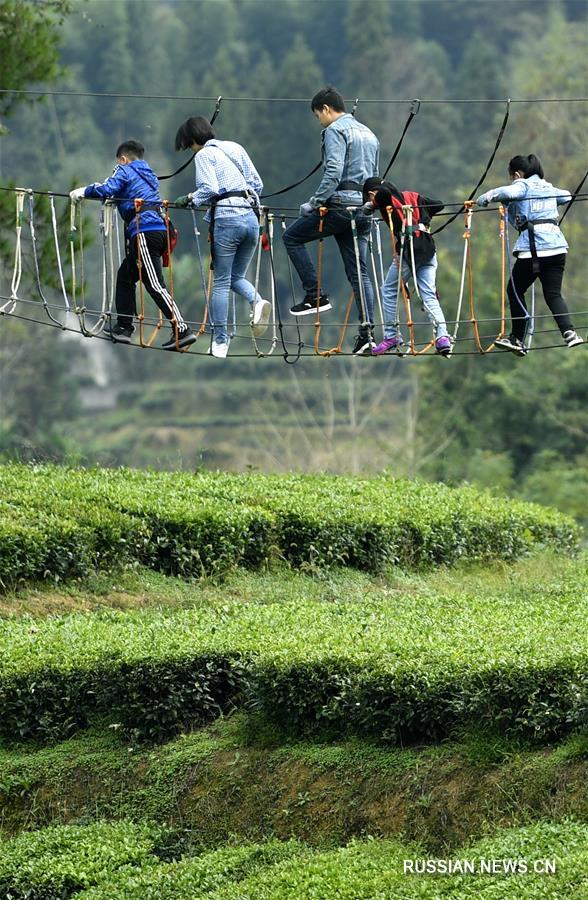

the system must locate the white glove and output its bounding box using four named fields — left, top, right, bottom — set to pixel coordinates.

left=476, top=192, right=492, bottom=207
left=299, top=202, right=315, bottom=217
left=69, top=187, right=86, bottom=202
